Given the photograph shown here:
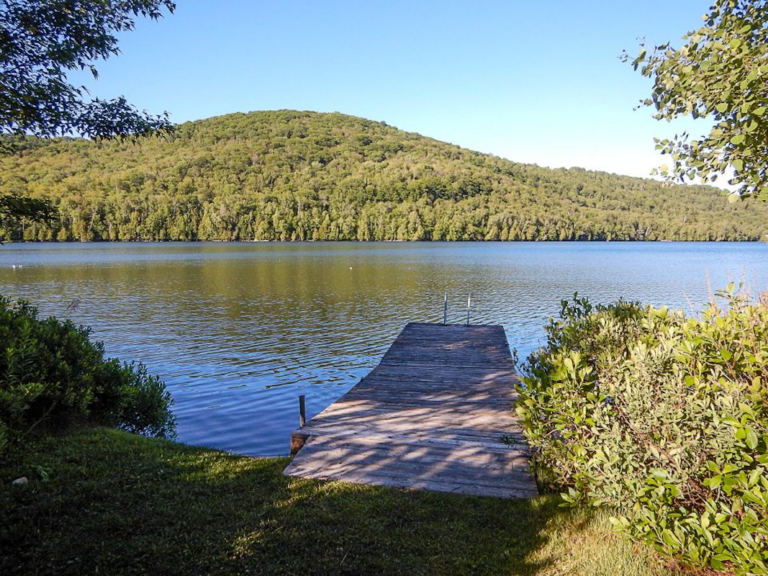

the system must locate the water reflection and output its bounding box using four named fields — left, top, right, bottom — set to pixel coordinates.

left=2, top=242, right=766, bottom=455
